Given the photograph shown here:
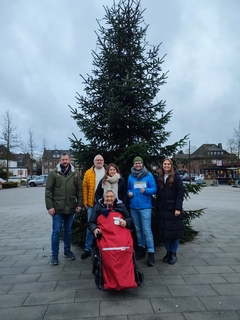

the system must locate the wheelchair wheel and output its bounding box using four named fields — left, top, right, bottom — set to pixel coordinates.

left=91, top=249, right=99, bottom=274
left=135, top=267, right=144, bottom=285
